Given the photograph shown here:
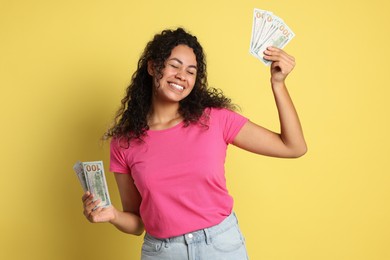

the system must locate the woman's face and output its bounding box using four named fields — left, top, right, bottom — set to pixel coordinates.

left=149, top=44, right=197, bottom=103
